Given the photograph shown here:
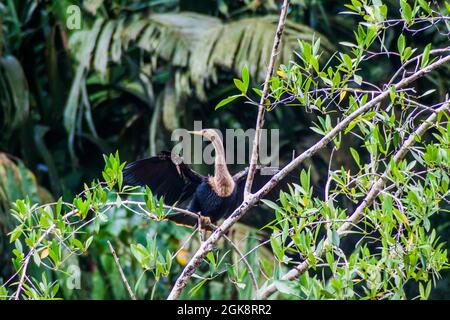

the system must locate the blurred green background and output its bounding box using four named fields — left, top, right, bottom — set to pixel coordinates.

left=0, top=0, right=449, bottom=299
